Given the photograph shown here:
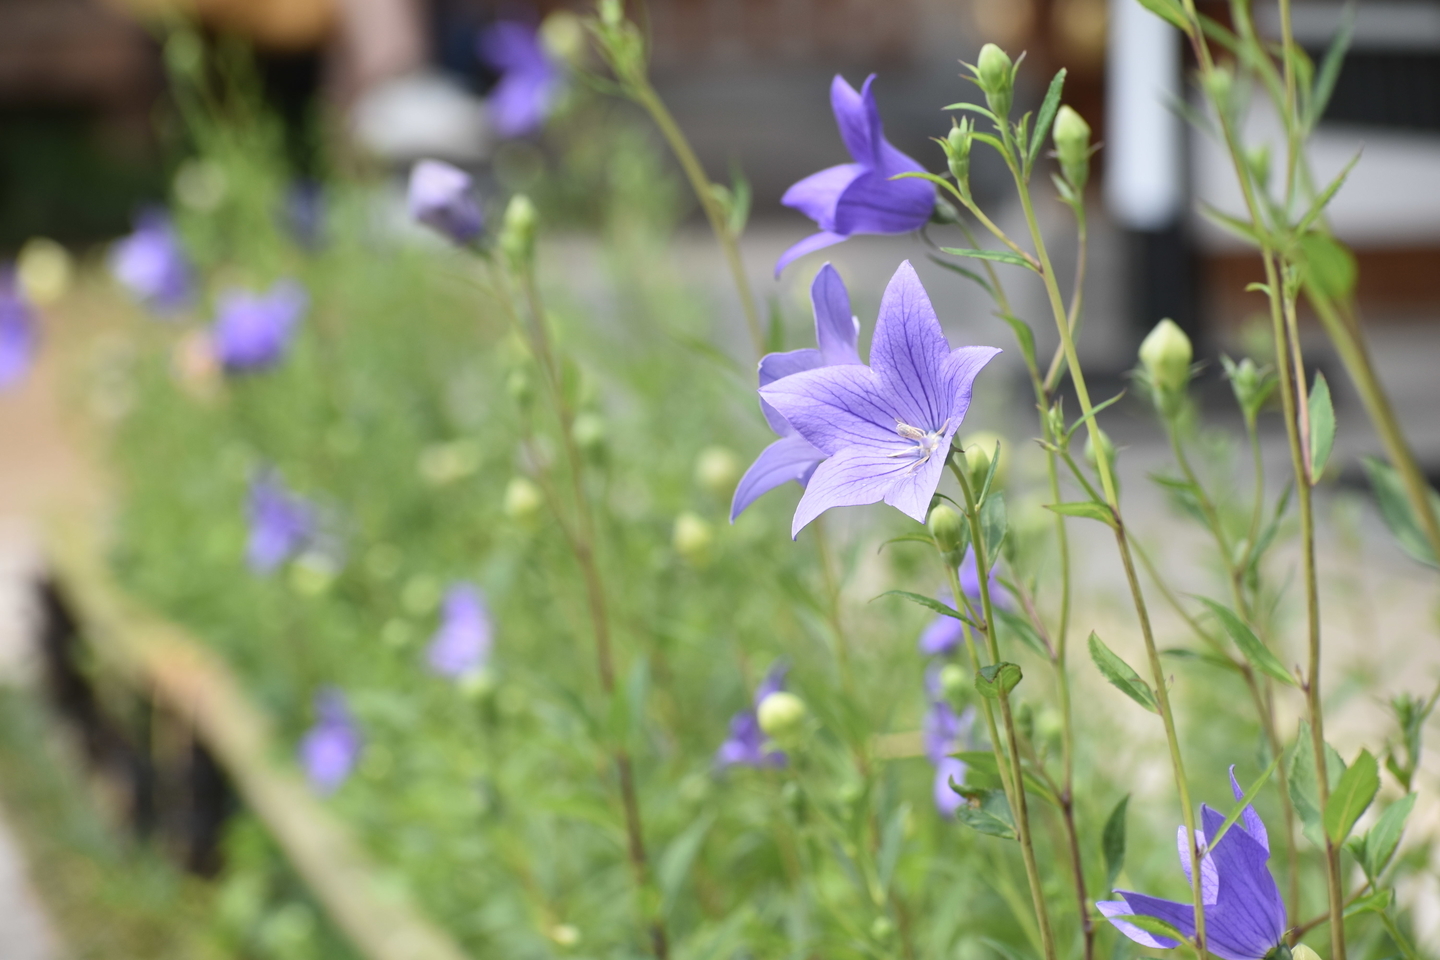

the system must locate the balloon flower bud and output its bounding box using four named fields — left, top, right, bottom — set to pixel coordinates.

left=673, top=511, right=713, bottom=566
left=939, top=663, right=968, bottom=702
left=928, top=504, right=967, bottom=564
left=757, top=691, right=808, bottom=741
left=571, top=412, right=607, bottom=459
left=976, top=44, right=1014, bottom=119
left=1052, top=105, right=1092, bottom=190
left=1138, top=318, right=1194, bottom=412
left=500, top=195, right=537, bottom=270
left=944, top=120, right=973, bottom=194
left=962, top=431, right=1006, bottom=492
left=17, top=237, right=73, bottom=307
left=504, top=476, right=544, bottom=520
left=695, top=446, right=740, bottom=498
